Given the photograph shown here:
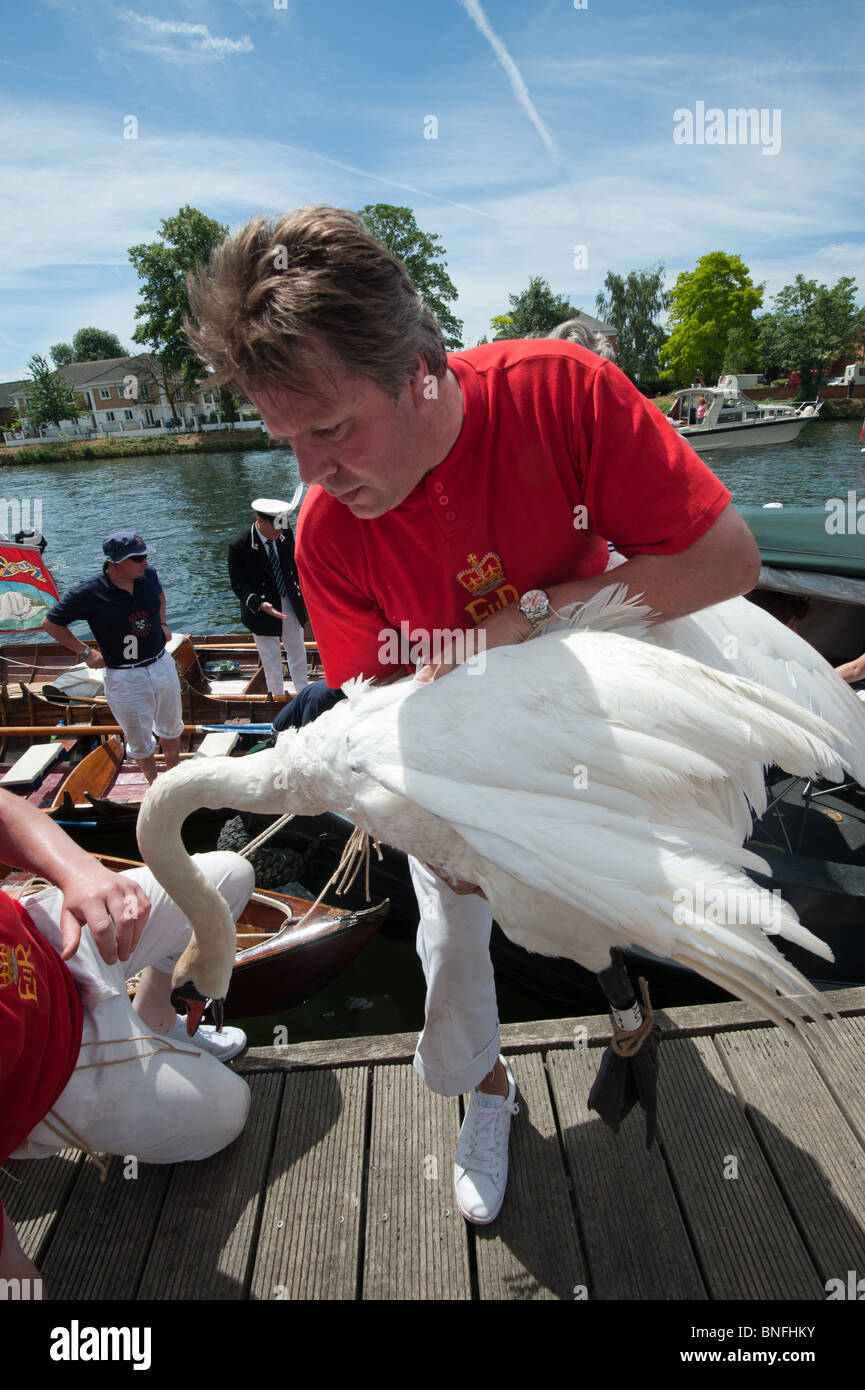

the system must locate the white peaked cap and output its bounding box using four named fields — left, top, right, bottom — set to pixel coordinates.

left=251, top=482, right=304, bottom=519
